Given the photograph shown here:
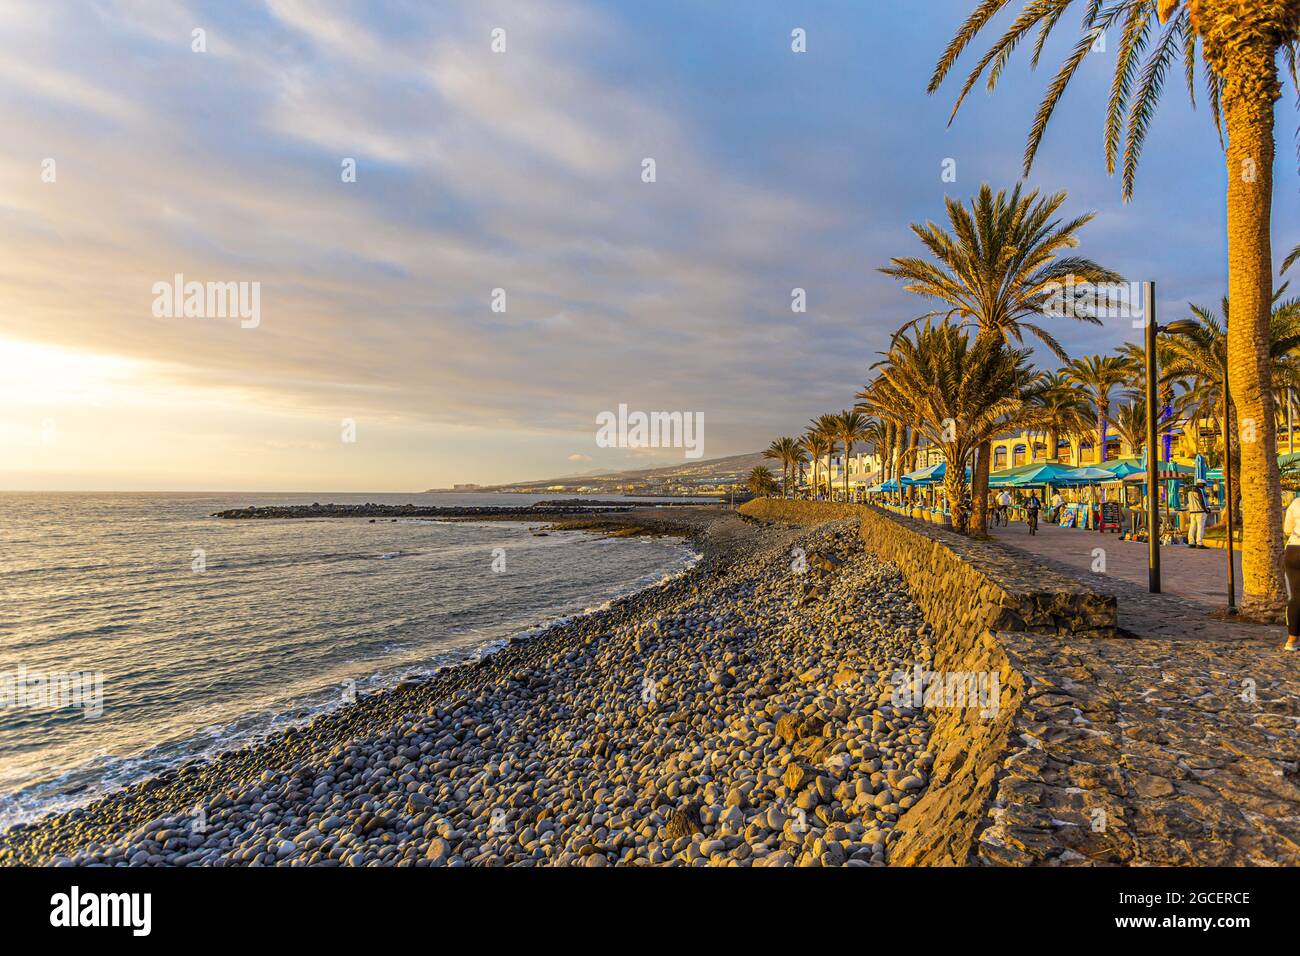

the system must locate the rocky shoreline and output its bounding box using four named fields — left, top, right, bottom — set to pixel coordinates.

left=1, top=509, right=938, bottom=867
